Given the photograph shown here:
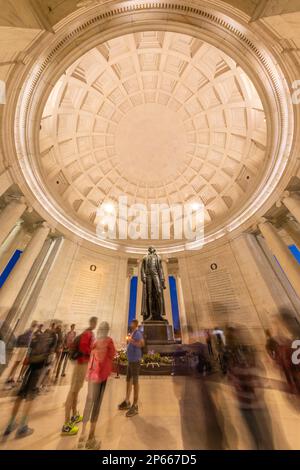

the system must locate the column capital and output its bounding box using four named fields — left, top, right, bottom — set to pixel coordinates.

left=33, top=221, right=51, bottom=232
left=0, top=196, right=28, bottom=246
left=15, top=219, right=25, bottom=227
left=286, top=213, right=296, bottom=222
left=3, top=194, right=26, bottom=206
left=279, top=191, right=300, bottom=226
left=19, top=196, right=26, bottom=205
left=256, top=217, right=268, bottom=230
left=16, top=196, right=33, bottom=213
left=43, top=221, right=56, bottom=234
left=276, top=190, right=291, bottom=208
left=2, top=195, right=35, bottom=215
